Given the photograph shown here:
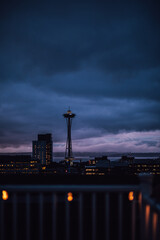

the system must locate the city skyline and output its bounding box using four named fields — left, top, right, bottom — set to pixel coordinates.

left=0, top=1, right=160, bottom=153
